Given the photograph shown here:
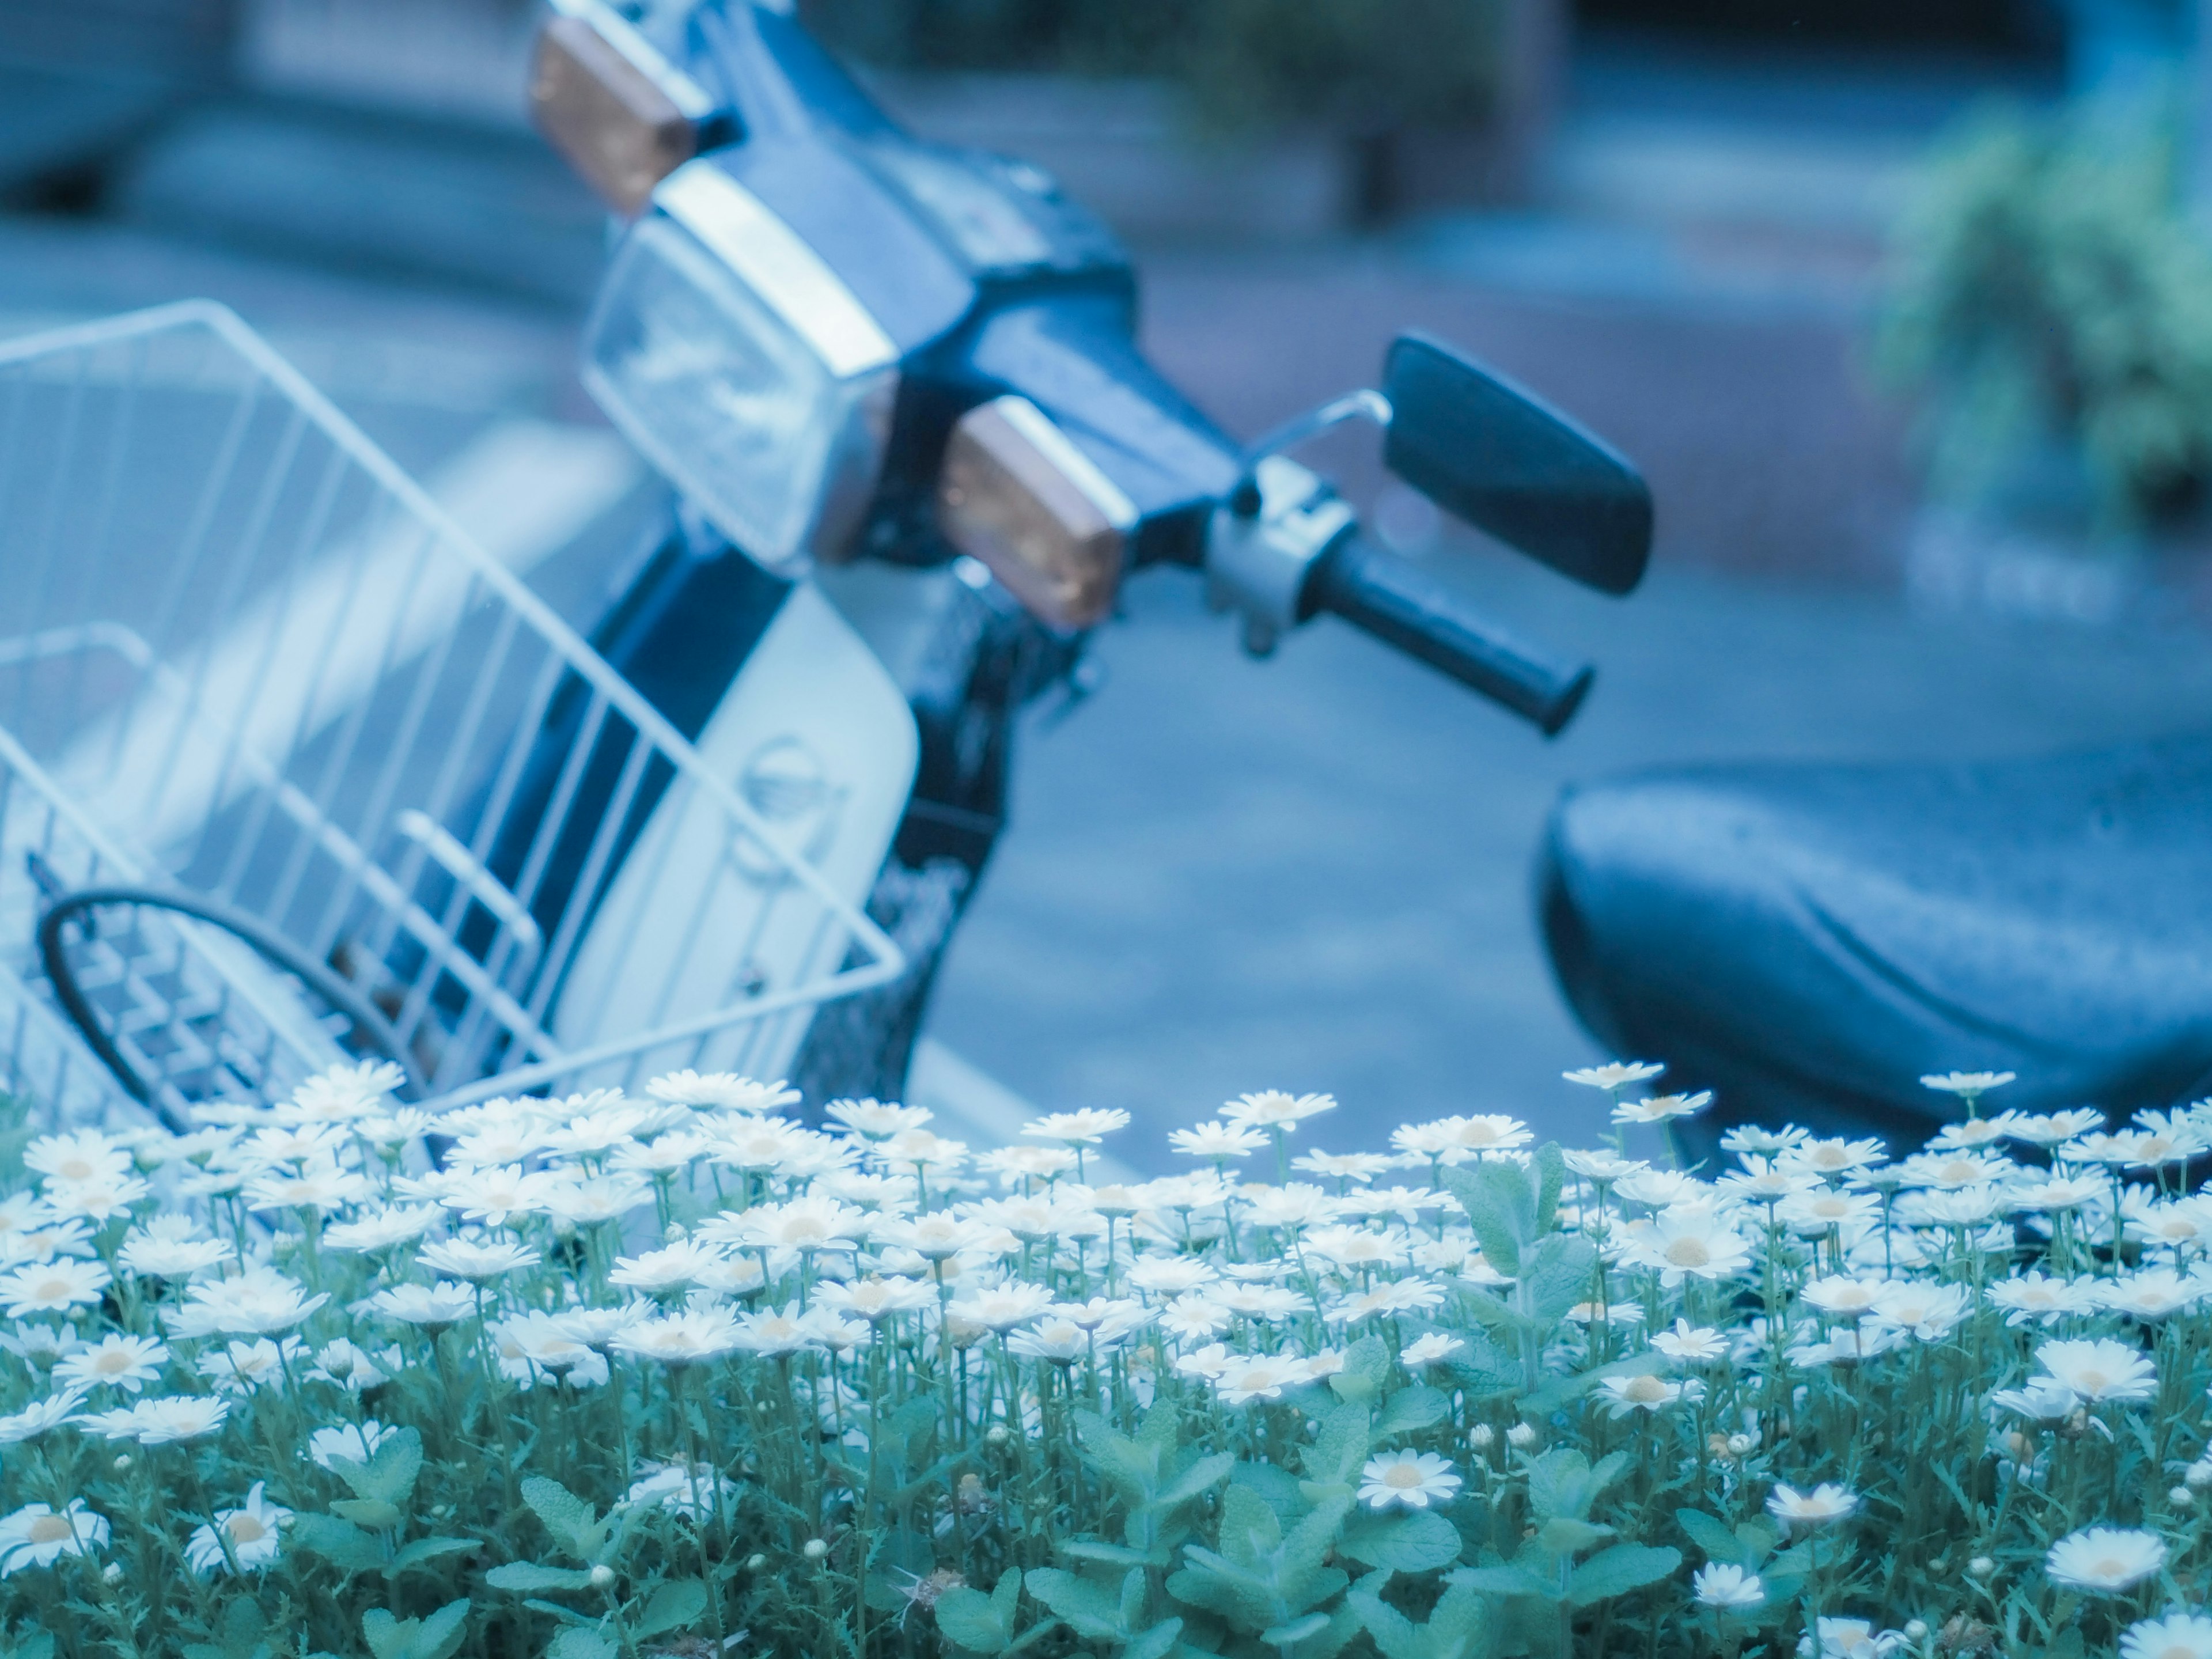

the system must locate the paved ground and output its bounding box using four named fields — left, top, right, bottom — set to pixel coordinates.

left=3, top=54, right=2200, bottom=1168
